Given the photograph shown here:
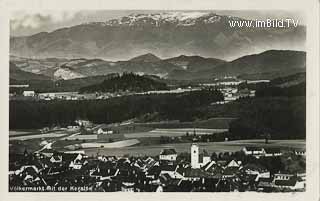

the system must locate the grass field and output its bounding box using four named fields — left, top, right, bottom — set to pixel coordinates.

left=9, top=133, right=67, bottom=140
left=9, top=130, right=39, bottom=136
left=82, top=139, right=305, bottom=157
left=124, top=128, right=227, bottom=138
left=80, top=139, right=140, bottom=149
